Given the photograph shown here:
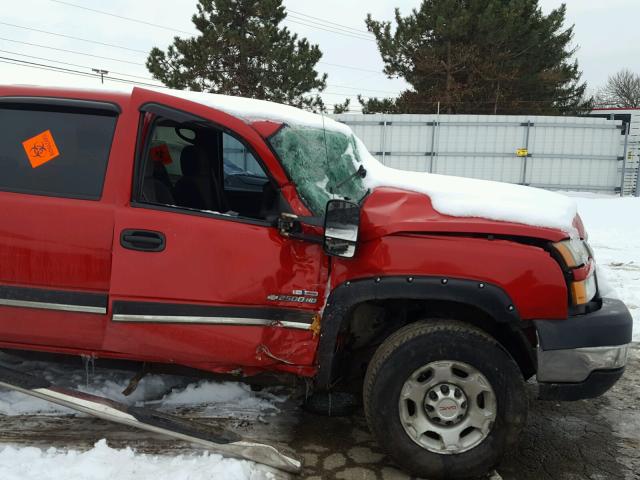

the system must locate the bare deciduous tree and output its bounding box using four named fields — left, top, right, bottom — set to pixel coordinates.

left=596, top=69, right=640, bottom=108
